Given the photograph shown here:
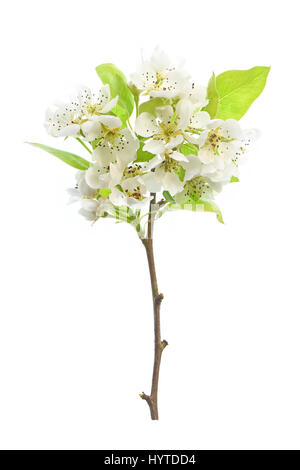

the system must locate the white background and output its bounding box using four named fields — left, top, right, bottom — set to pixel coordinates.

left=1, top=0, right=299, bottom=450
